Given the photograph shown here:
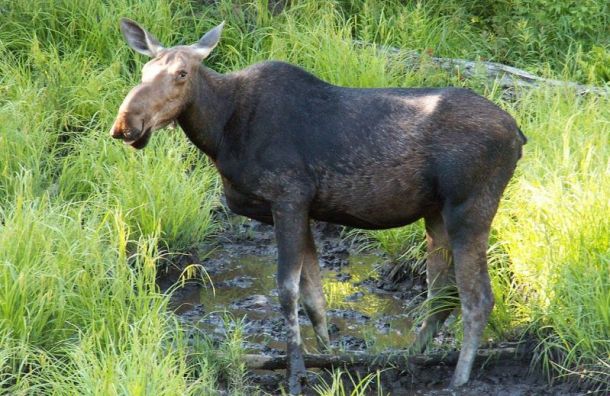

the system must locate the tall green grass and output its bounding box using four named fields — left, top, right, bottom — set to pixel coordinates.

left=495, top=91, right=609, bottom=387
left=0, top=197, right=186, bottom=393
left=0, top=0, right=227, bottom=393
left=1, top=0, right=608, bottom=393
